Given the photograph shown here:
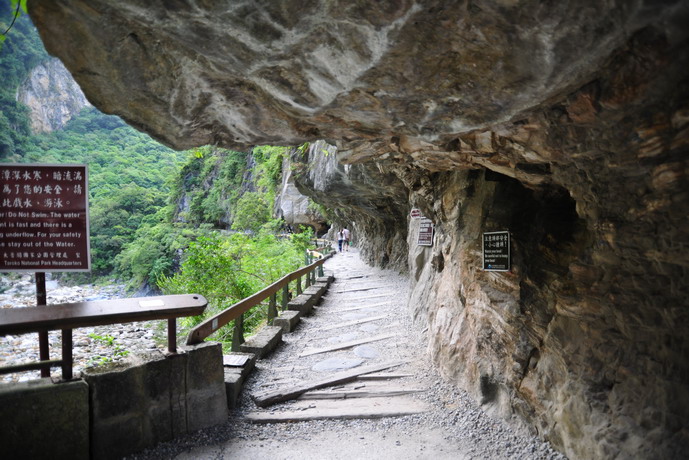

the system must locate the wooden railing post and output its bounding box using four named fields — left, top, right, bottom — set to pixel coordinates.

left=282, top=284, right=289, bottom=310
left=167, top=318, right=177, bottom=354
left=296, top=276, right=302, bottom=295
left=36, top=272, right=50, bottom=378
left=61, top=329, right=73, bottom=380
left=268, top=293, right=277, bottom=321
left=232, top=313, right=244, bottom=352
